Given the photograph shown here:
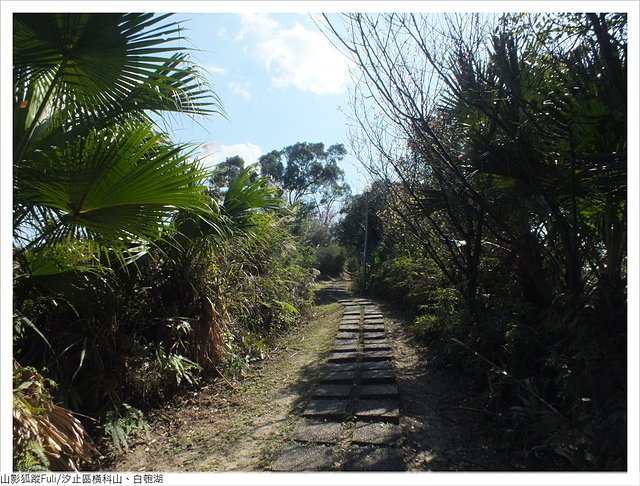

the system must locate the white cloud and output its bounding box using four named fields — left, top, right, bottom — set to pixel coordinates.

left=206, top=65, right=227, bottom=75
left=236, top=13, right=278, bottom=41
left=201, top=142, right=263, bottom=169
left=228, top=81, right=252, bottom=101
left=237, top=14, right=352, bottom=95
